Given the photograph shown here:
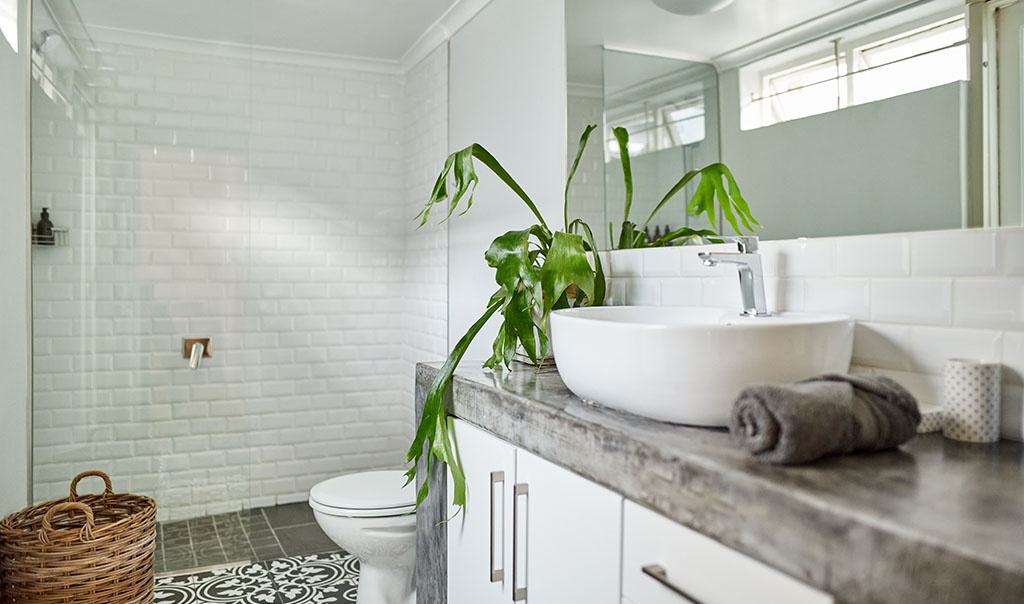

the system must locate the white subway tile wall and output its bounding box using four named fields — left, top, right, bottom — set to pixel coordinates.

left=566, top=91, right=607, bottom=249
left=401, top=46, right=449, bottom=424
left=603, top=228, right=1024, bottom=441
left=31, top=40, right=450, bottom=520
